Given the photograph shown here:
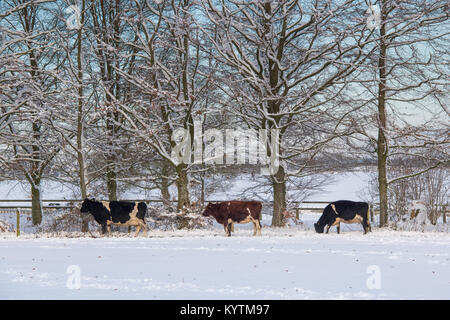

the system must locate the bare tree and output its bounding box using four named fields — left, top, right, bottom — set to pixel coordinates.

left=364, top=162, right=449, bottom=226
left=354, top=0, right=449, bottom=226
left=114, top=0, right=215, bottom=218
left=201, top=0, right=376, bottom=226
left=0, top=0, right=65, bottom=225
